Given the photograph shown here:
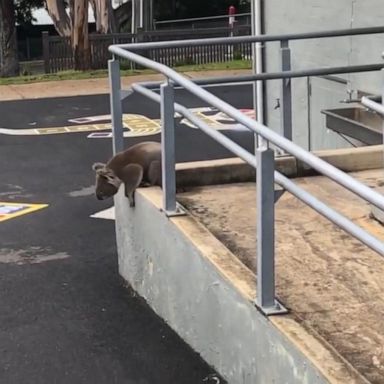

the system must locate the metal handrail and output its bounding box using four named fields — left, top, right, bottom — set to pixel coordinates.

left=114, top=25, right=384, bottom=50
left=132, top=82, right=384, bottom=256
left=154, top=12, right=251, bottom=25
left=109, top=45, right=384, bottom=213
left=361, top=96, right=384, bottom=116
left=108, top=27, right=384, bottom=314
left=126, top=63, right=384, bottom=91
